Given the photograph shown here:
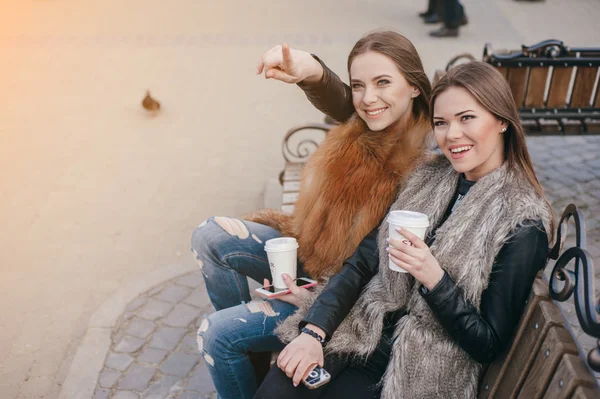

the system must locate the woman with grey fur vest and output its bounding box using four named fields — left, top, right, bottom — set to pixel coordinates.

left=255, top=62, right=554, bottom=399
